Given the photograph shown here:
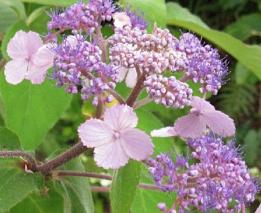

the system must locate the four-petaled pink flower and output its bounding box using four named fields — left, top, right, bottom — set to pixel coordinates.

left=113, top=12, right=131, bottom=28
left=78, top=105, right=154, bottom=169
left=151, top=96, right=235, bottom=138
left=4, top=30, right=54, bottom=85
